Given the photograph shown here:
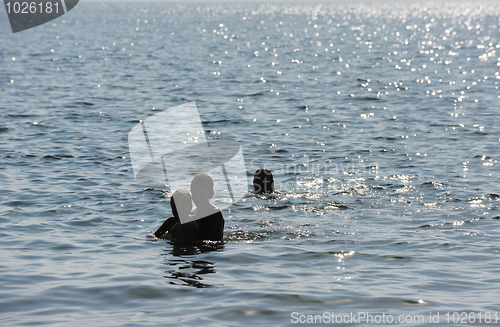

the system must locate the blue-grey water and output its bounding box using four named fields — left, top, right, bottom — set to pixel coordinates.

left=1, top=1, right=499, bottom=326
